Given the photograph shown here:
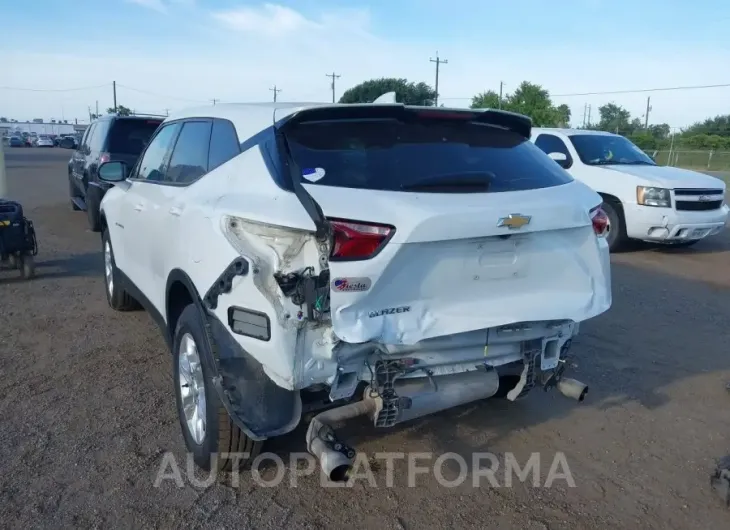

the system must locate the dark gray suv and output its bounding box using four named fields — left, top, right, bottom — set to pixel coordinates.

left=68, top=115, right=163, bottom=231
